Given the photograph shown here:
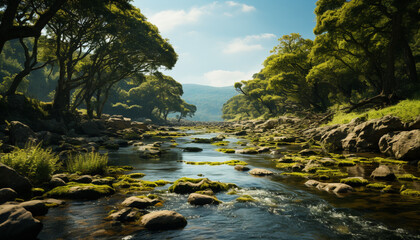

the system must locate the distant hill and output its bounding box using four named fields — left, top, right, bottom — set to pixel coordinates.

left=179, top=84, right=238, bottom=121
